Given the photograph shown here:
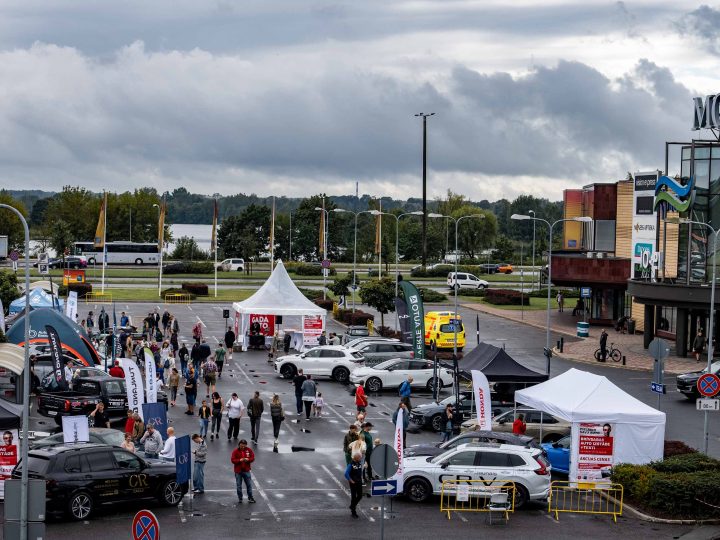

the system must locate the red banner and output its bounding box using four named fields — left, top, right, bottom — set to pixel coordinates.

left=250, top=314, right=275, bottom=336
